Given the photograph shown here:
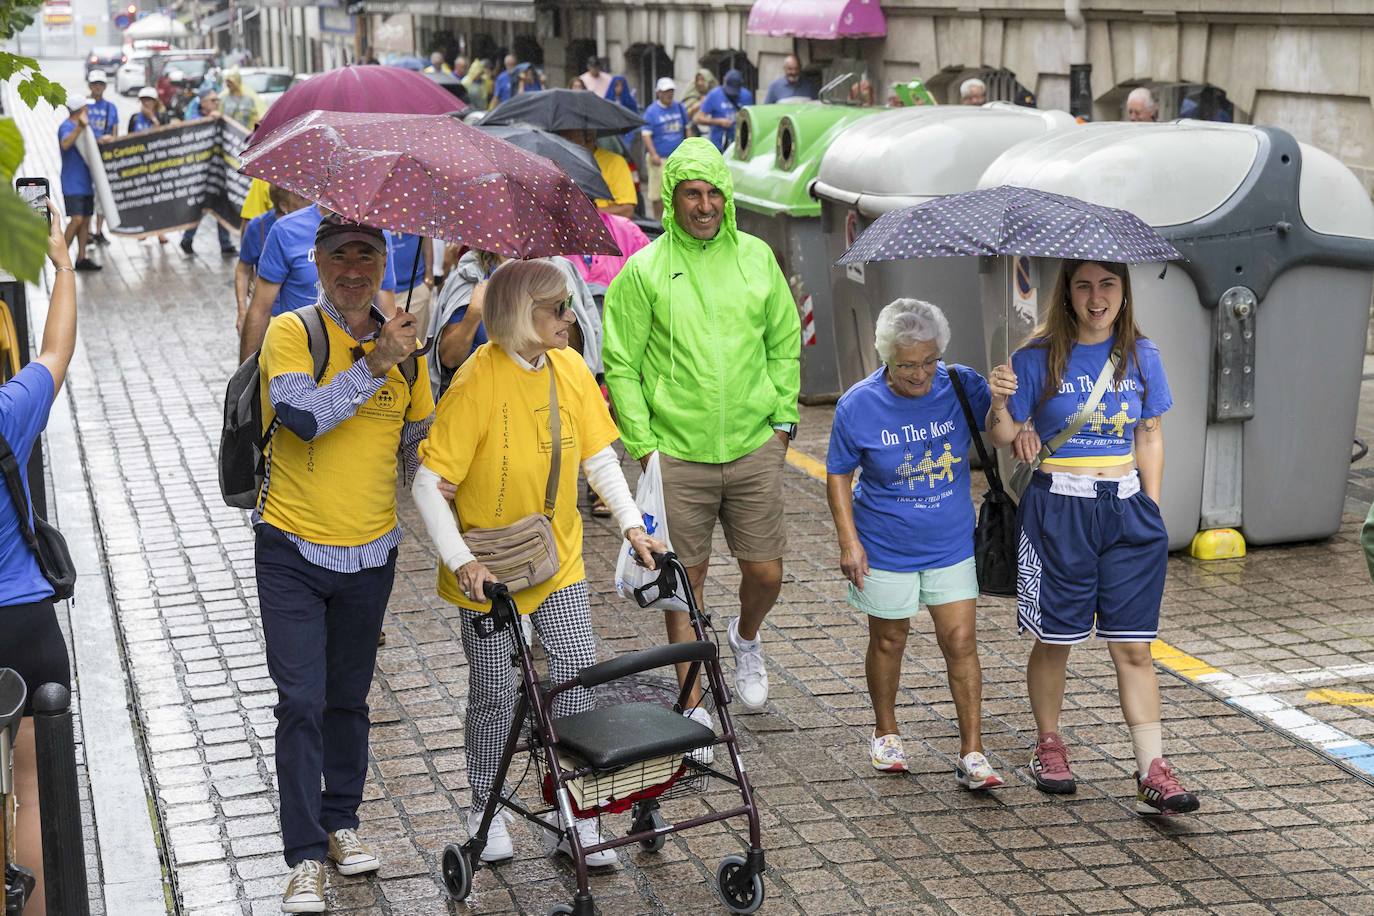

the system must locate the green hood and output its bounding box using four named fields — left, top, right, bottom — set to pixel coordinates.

left=660, top=137, right=738, bottom=248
